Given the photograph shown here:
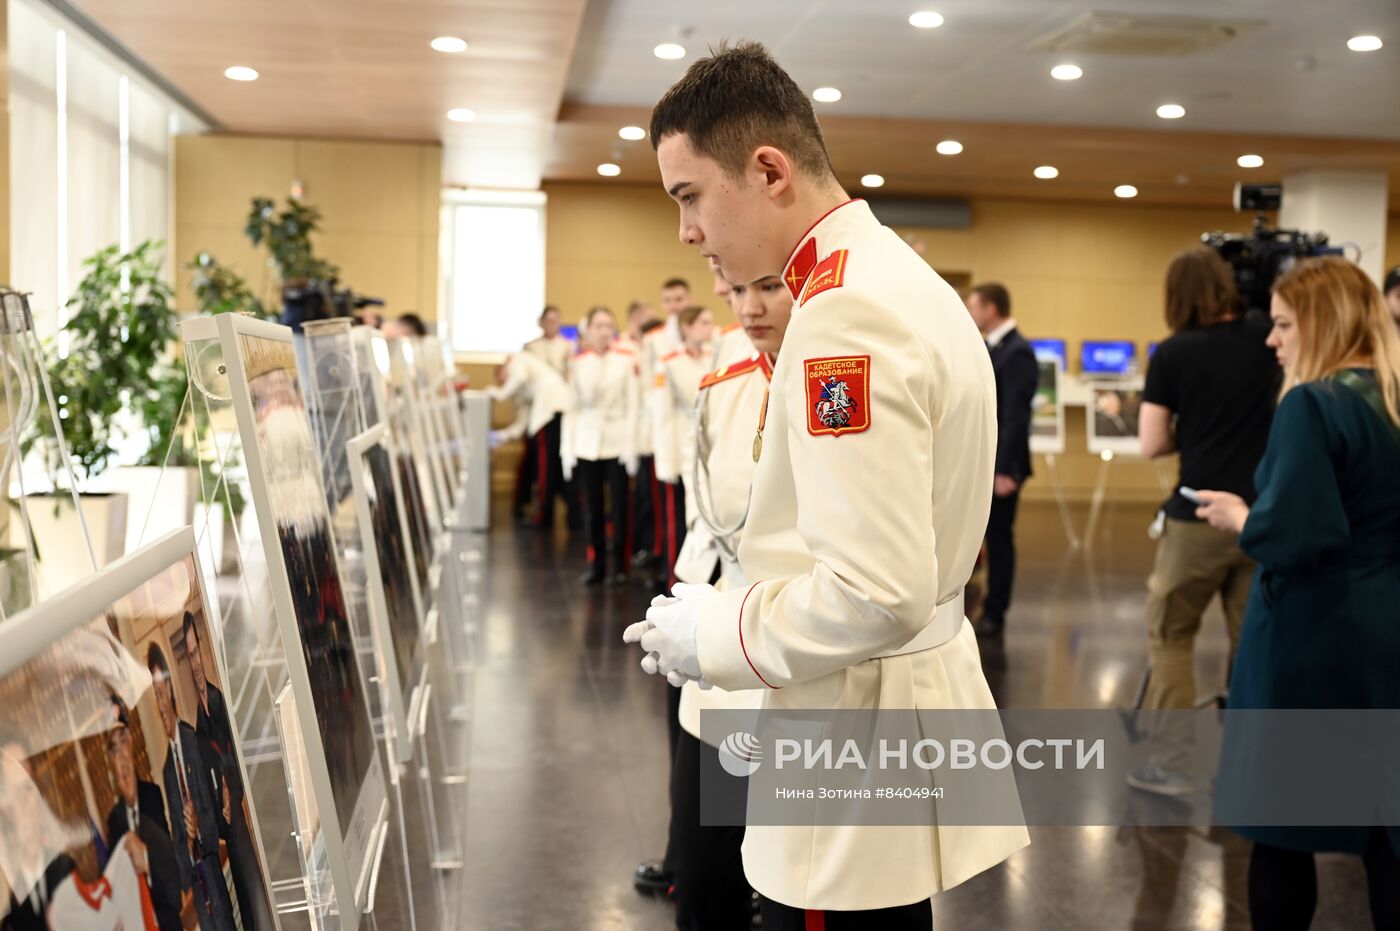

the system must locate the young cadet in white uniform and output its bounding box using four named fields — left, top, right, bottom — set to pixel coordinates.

left=524, top=304, right=573, bottom=378
left=490, top=350, right=574, bottom=529
left=619, top=303, right=661, bottom=571
left=652, top=305, right=716, bottom=589
left=627, top=43, right=1028, bottom=929
left=562, top=307, right=639, bottom=585
left=641, top=278, right=693, bottom=594
left=665, top=274, right=791, bottom=930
